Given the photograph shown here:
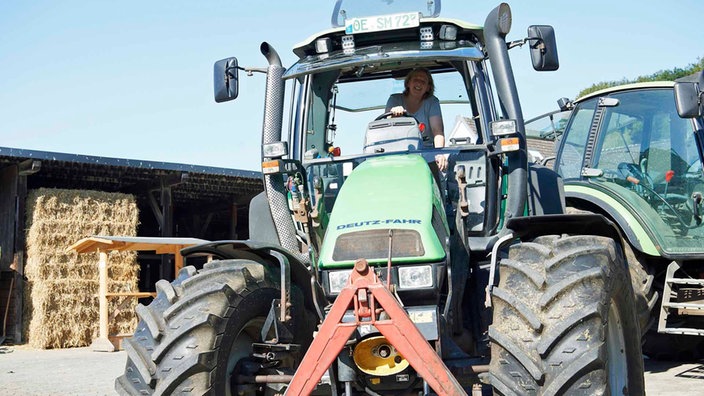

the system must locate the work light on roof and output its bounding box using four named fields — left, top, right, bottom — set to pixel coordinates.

left=439, top=25, right=457, bottom=41
left=315, top=38, right=332, bottom=54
